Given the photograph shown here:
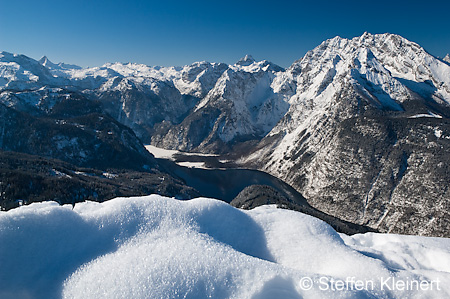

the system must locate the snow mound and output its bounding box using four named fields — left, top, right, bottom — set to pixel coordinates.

left=0, top=195, right=449, bottom=298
